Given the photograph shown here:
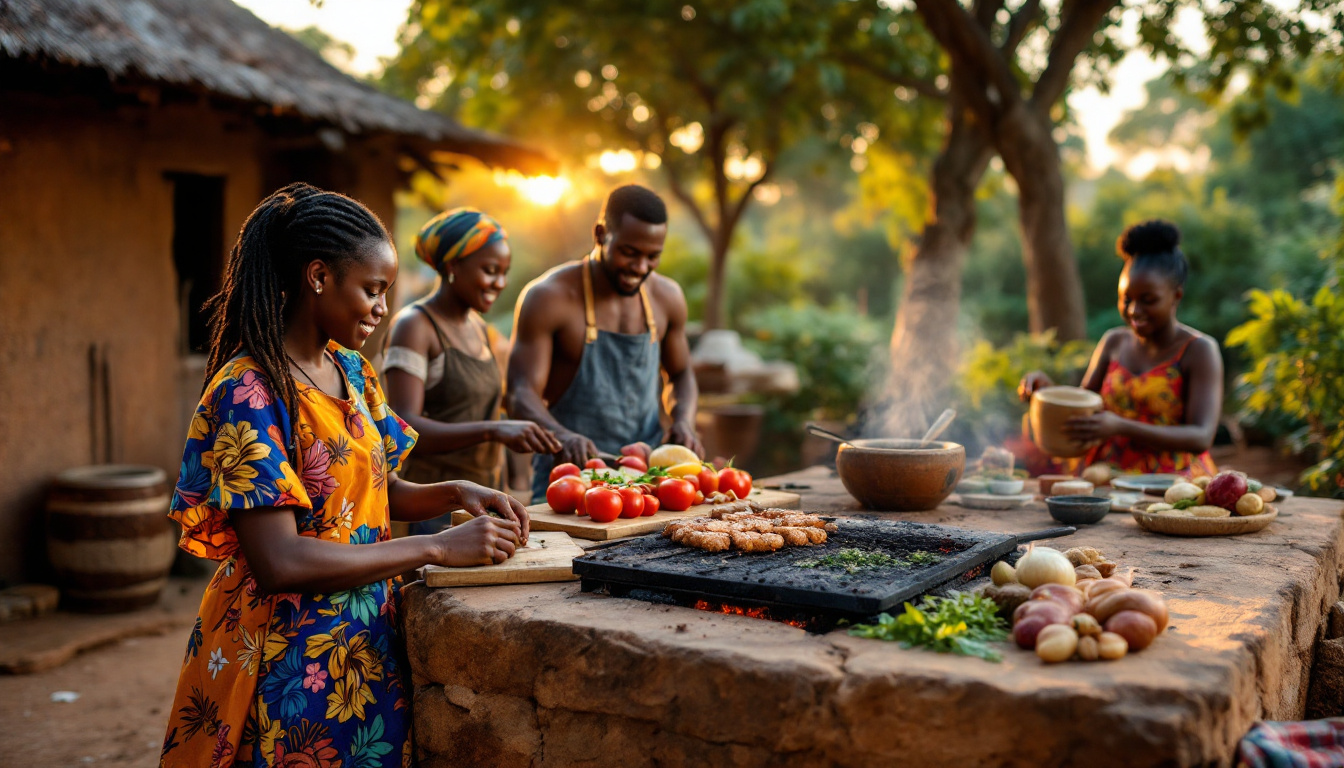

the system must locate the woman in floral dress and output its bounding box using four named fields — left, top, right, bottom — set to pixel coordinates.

left=161, top=184, right=529, bottom=767
left=1019, top=220, right=1222, bottom=477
